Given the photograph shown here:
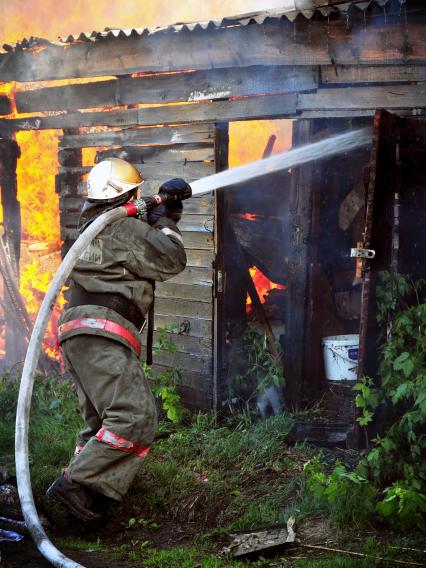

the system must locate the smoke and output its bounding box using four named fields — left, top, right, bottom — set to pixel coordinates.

left=0, top=0, right=287, bottom=45
left=191, top=128, right=372, bottom=196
